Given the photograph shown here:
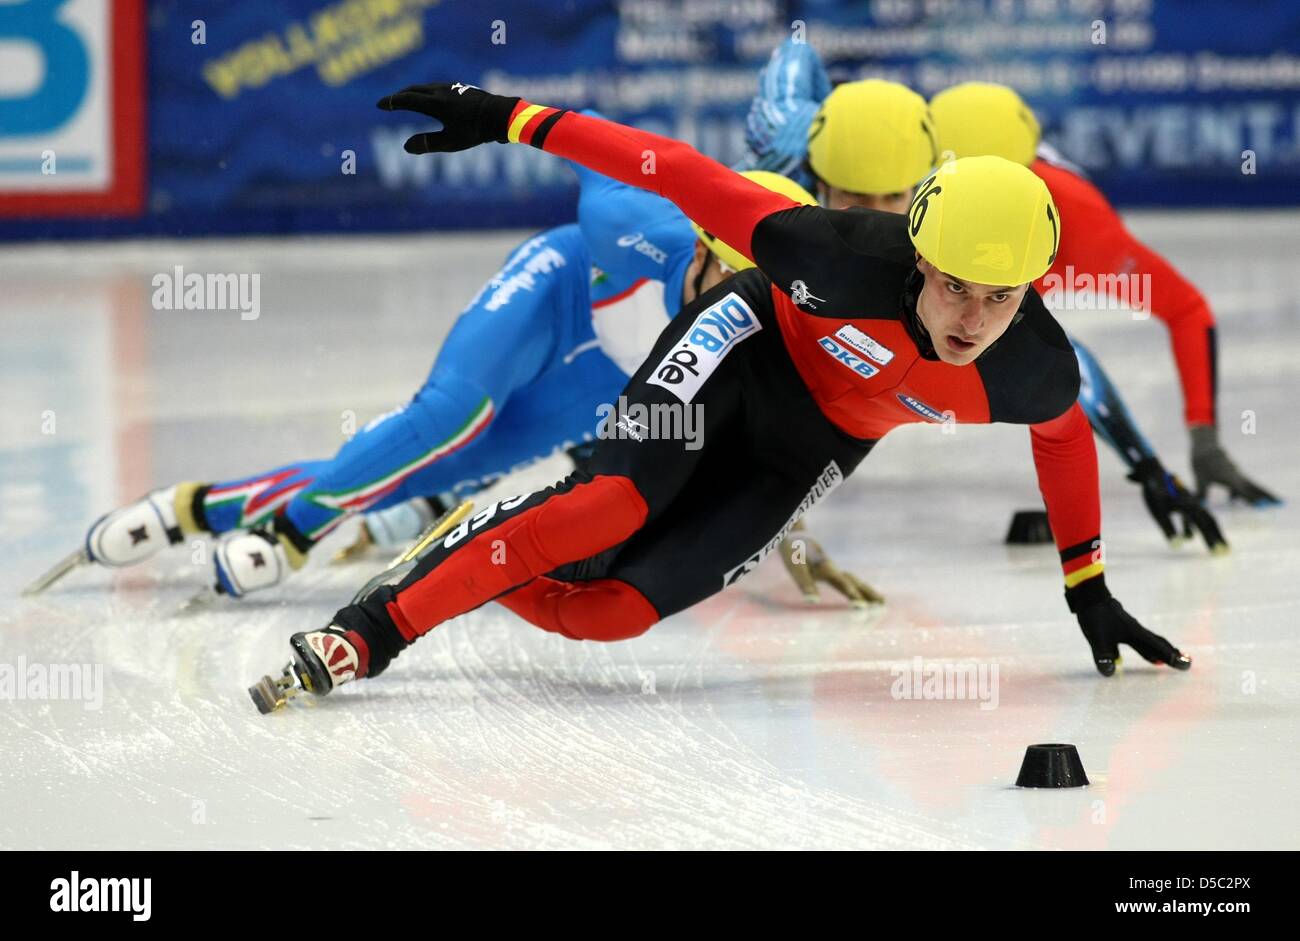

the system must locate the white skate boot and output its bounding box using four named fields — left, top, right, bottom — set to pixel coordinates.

left=211, top=529, right=305, bottom=598
left=24, top=483, right=204, bottom=595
